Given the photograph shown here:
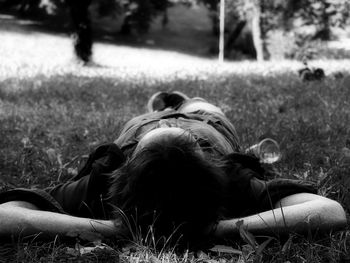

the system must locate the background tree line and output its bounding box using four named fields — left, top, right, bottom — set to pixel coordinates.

left=1, top=0, right=349, bottom=63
